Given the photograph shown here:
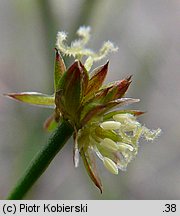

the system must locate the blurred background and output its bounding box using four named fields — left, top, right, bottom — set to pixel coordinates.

left=0, top=0, right=180, bottom=199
